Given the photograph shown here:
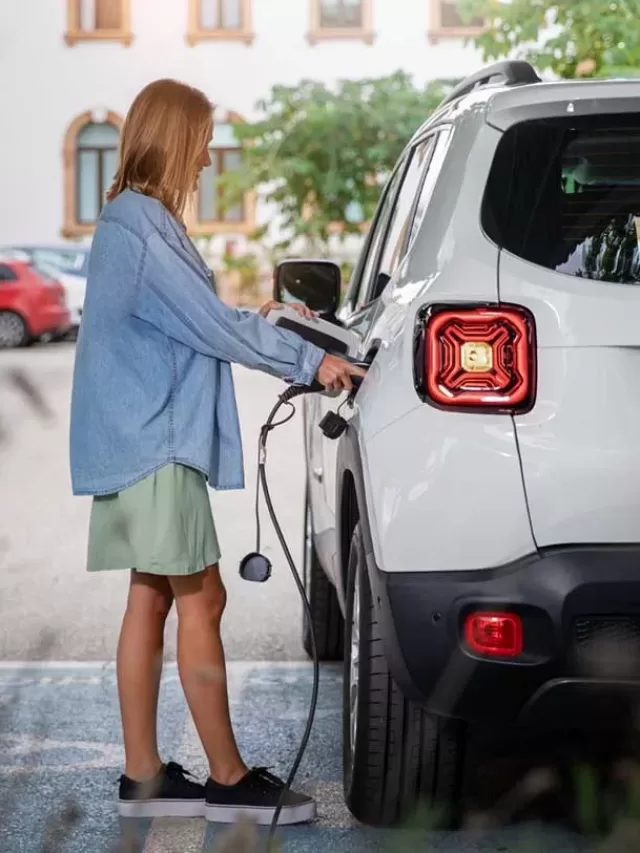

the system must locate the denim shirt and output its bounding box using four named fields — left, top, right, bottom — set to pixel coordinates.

left=69, top=189, right=325, bottom=496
